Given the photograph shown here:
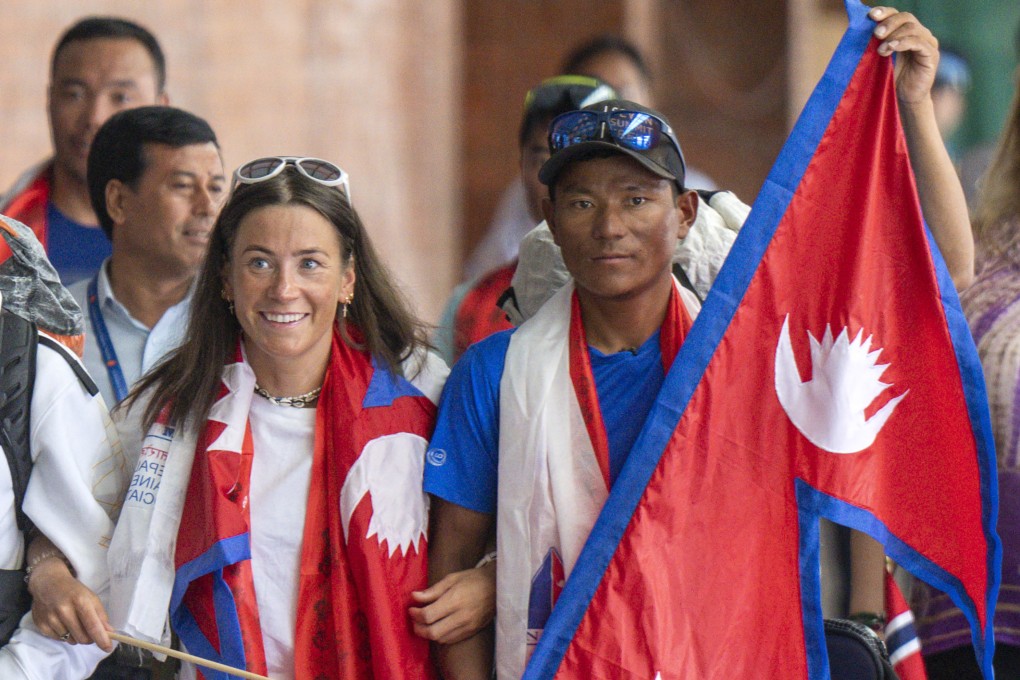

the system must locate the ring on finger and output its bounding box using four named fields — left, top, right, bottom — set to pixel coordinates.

left=59, top=632, right=71, bottom=641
